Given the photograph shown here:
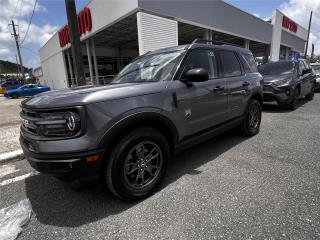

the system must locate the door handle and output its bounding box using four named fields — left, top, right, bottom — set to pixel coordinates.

left=242, top=81, right=250, bottom=87
left=213, top=86, right=224, bottom=91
